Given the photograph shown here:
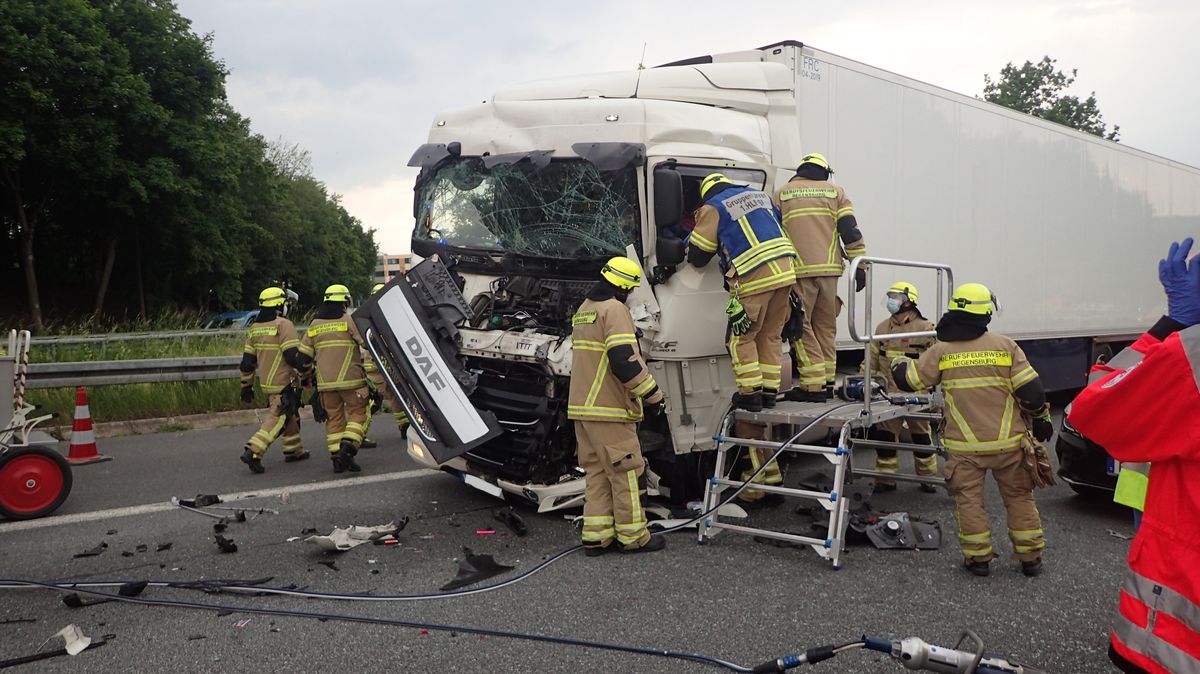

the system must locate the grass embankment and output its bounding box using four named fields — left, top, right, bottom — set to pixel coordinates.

left=19, top=312, right=292, bottom=424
